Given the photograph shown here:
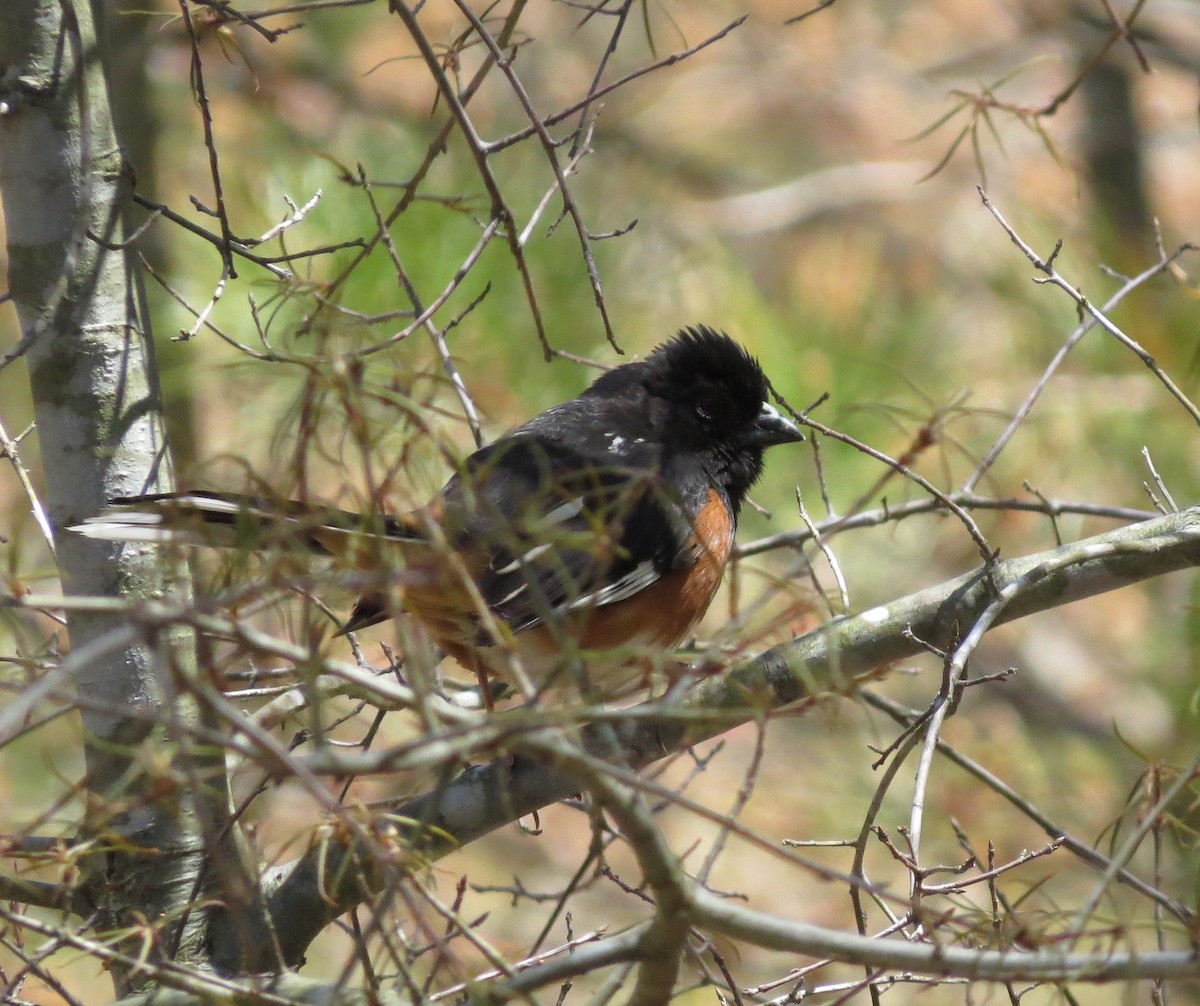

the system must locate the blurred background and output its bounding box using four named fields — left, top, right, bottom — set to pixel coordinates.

left=3, top=0, right=1200, bottom=1001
